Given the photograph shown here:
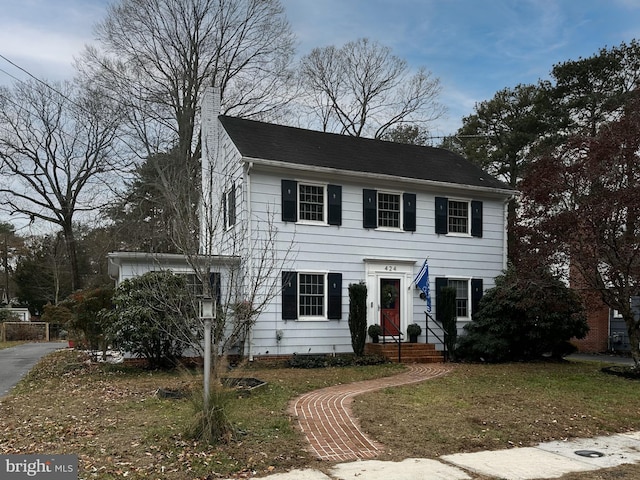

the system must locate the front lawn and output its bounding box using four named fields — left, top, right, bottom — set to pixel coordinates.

left=354, top=361, right=640, bottom=459
left=1, top=351, right=640, bottom=479
left=0, top=350, right=402, bottom=478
